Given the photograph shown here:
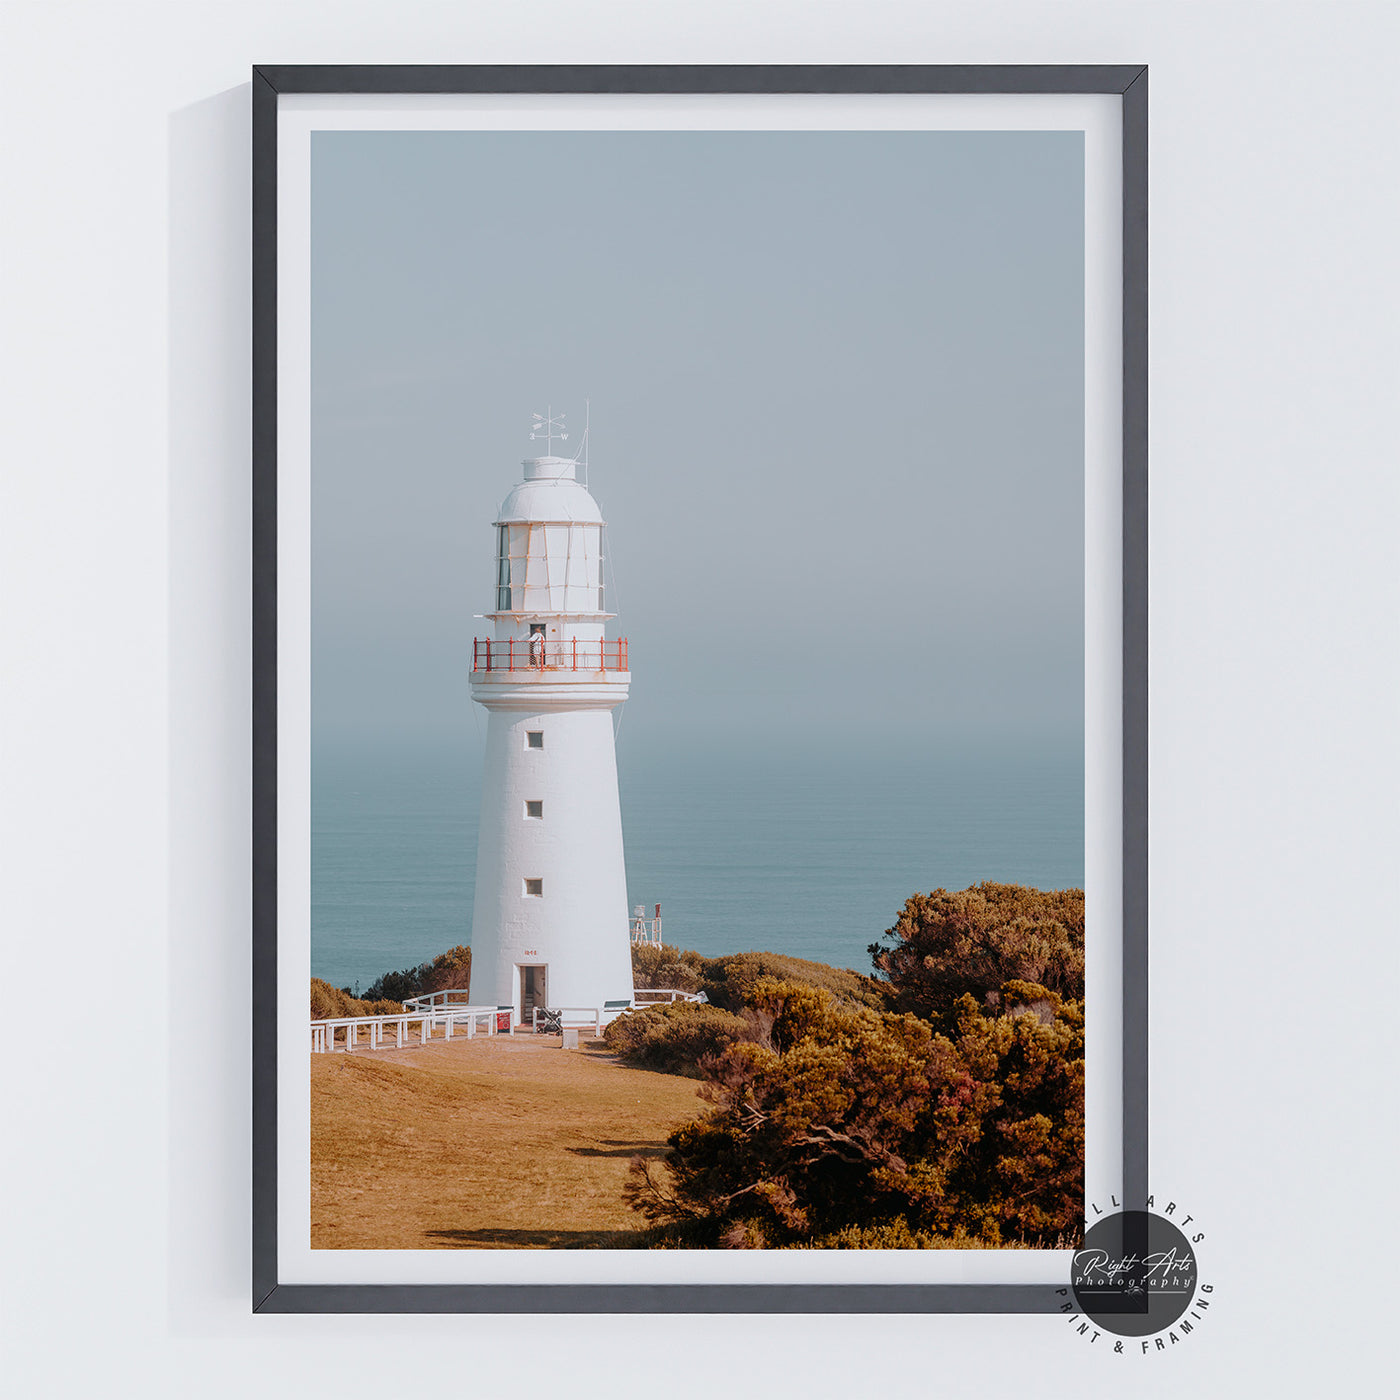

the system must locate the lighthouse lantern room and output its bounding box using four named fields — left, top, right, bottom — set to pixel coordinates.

left=466, top=420, right=635, bottom=1024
